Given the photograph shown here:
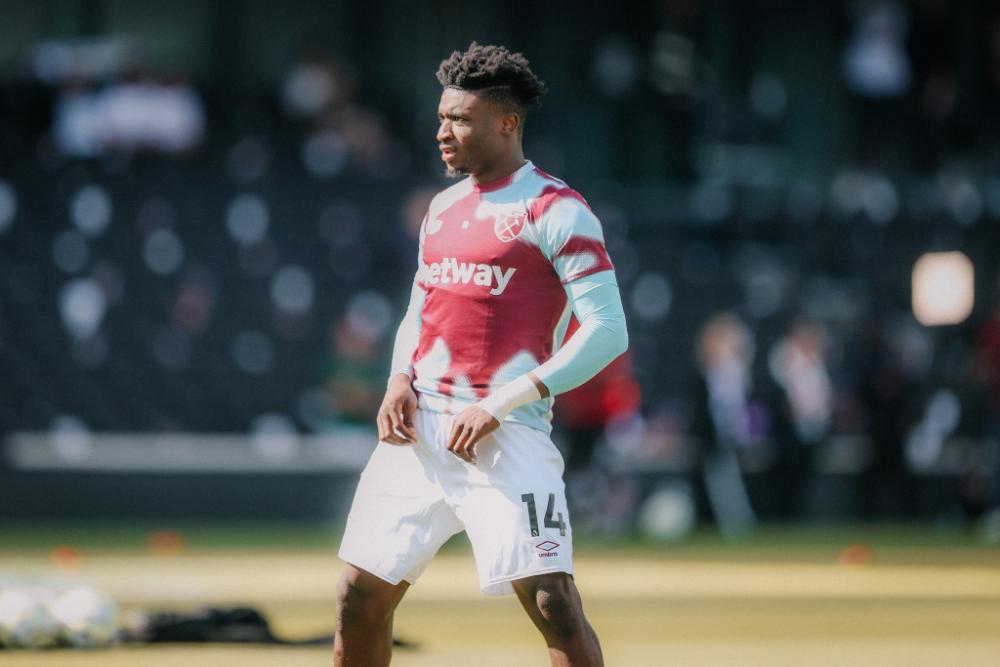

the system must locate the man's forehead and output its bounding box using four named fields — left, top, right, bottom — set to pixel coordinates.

left=438, top=87, right=484, bottom=113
